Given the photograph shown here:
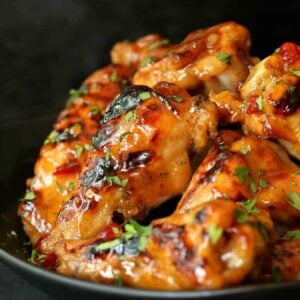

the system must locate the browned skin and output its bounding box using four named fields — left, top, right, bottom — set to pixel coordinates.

left=132, top=22, right=252, bottom=93
left=240, top=42, right=300, bottom=159
left=40, top=82, right=218, bottom=253
left=111, top=33, right=174, bottom=70
left=18, top=65, right=131, bottom=244
left=55, top=132, right=276, bottom=289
